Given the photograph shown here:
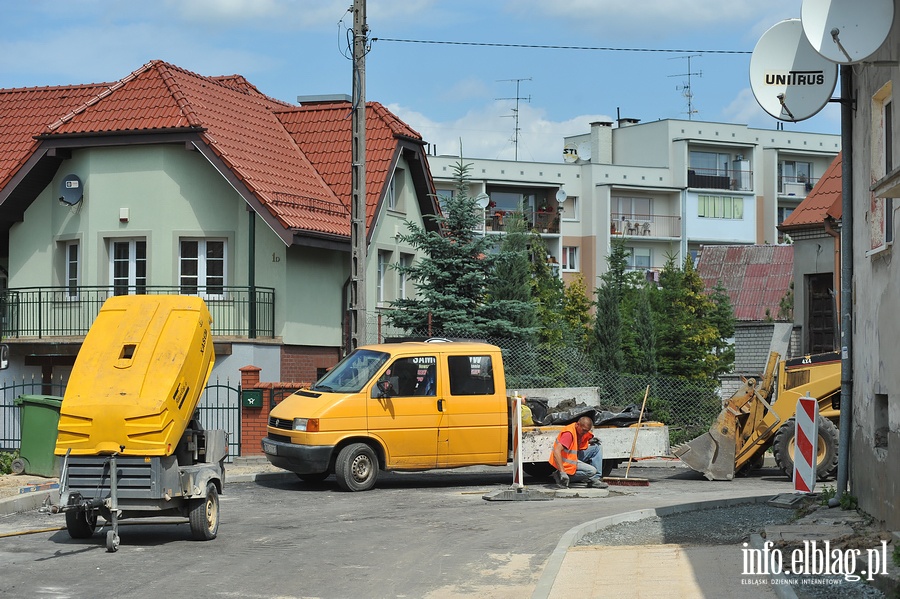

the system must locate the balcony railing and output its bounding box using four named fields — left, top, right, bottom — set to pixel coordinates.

left=483, top=209, right=560, bottom=233
left=1, top=286, right=275, bottom=339
left=610, top=213, right=682, bottom=238
left=778, top=176, right=819, bottom=197
left=687, top=168, right=753, bottom=191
